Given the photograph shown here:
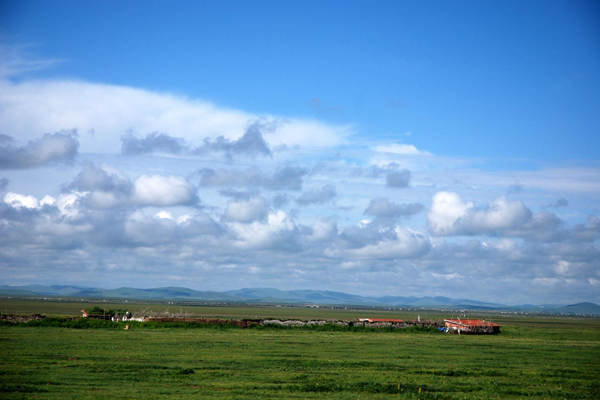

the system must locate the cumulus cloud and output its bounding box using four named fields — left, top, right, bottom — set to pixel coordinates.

left=122, top=209, right=223, bottom=246
left=338, top=223, right=391, bottom=249
left=428, top=192, right=476, bottom=235
left=571, top=216, right=600, bottom=242
left=296, top=184, right=336, bottom=205
left=468, top=197, right=531, bottom=231
left=121, top=122, right=272, bottom=158
left=506, top=211, right=563, bottom=241
left=348, top=229, right=430, bottom=259
left=0, top=79, right=350, bottom=153
left=386, top=169, right=411, bottom=188
left=0, top=132, right=78, bottom=169
left=269, top=166, right=307, bottom=190
left=3, top=192, right=39, bottom=209
left=224, top=197, right=268, bottom=223
left=1, top=182, right=598, bottom=303
left=428, top=192, right=533, bottom=236
left=124, top=210, right=178, bottom=245
left=176, top=212, right=224, bottom=237
left=327, top=226, right=430, bottom=259
left=198, top=166, right=307, bottom=191
left=2, top=190, right=87, bottom=221
left=68, top=162, right=131, bottom=193
left=2, top=55, right=599, bottom=304
left=65, top=163, right=130, bottom=208
left=363, top=198, right=423, bottom=220
left=554, top=260, right=571, bottom=275
left=64, top=163, right=197, bottom=208
left=133, top=175, right=197, bottom=207
left=121, top=132, right=185, bottom=155
left=306, top=218, right=338, bottom=241
left=194, top=122, right=272, bottom=157
left=228, top=210, right=298, bottom=250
